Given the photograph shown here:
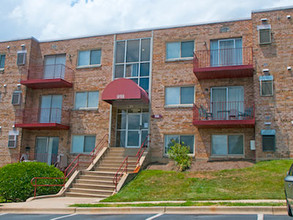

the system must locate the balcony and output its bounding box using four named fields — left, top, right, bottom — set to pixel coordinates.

left=20, top=64, right=74, bottom=89
left=193, top=47, right=253, bottom=80
left=15, top=108, right=70, bottom=130
left=193, top=101, right=255, bottom=128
